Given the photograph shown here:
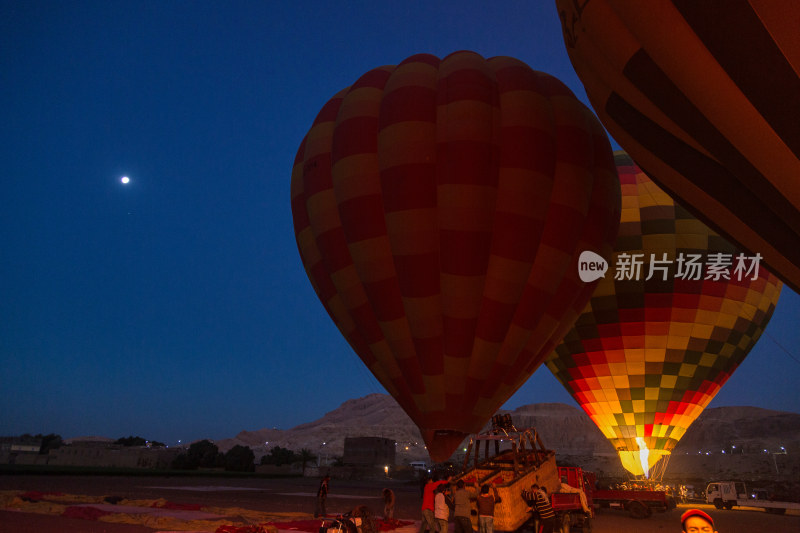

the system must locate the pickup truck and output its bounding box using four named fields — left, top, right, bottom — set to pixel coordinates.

left=706, top=481, right=800, bottom=515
